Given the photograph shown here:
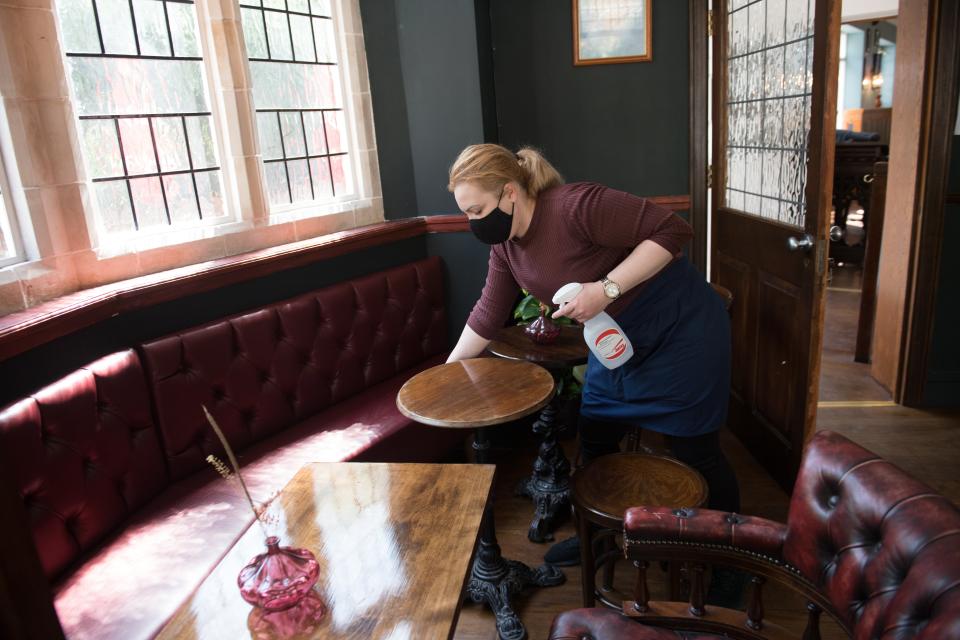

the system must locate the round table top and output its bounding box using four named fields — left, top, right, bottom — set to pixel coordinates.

left=486, top=324, right=588, bottom=369
left=571, top=453, right=708, bottom=528
left=396, top=358, right=556, bottom=429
